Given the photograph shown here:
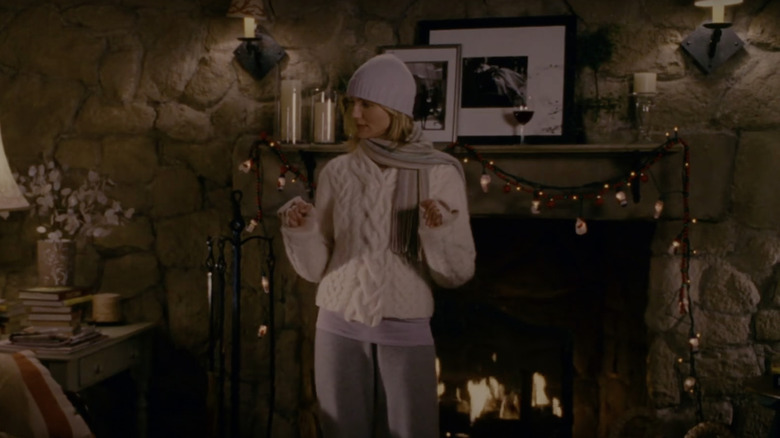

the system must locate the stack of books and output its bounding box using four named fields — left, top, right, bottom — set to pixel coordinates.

left=0, top=286, right=105, bottom=353
left=18, top=286, right=93, bottom=331
left=0, top=298, right=26, bottom=334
